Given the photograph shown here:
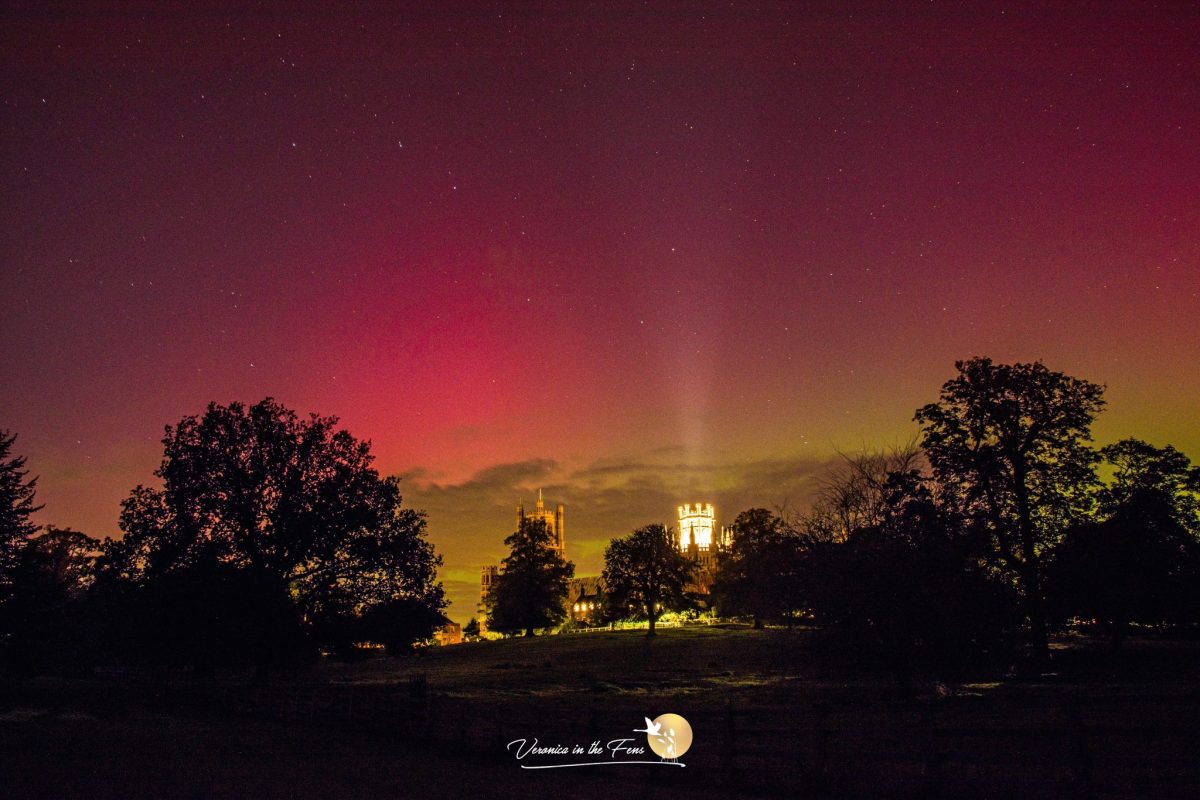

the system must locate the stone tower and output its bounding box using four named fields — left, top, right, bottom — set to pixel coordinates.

left=676, top=502, right=731, bottom=591
left=677, top=502, right=716, bottom=553
left=480, top=491, right=566, bottom=633
left=477, top=564, right=499, bottom=633
left=516, top=488, right=566, bottom=558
